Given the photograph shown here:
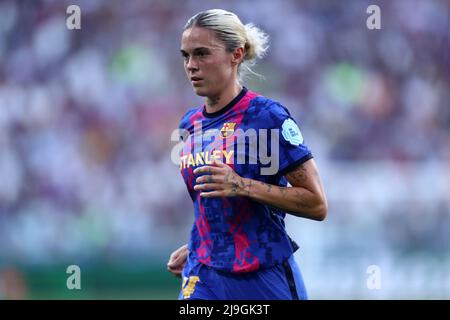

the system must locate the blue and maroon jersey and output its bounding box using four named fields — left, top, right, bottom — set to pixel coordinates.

left=178, top=87, right=313, bottom=273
